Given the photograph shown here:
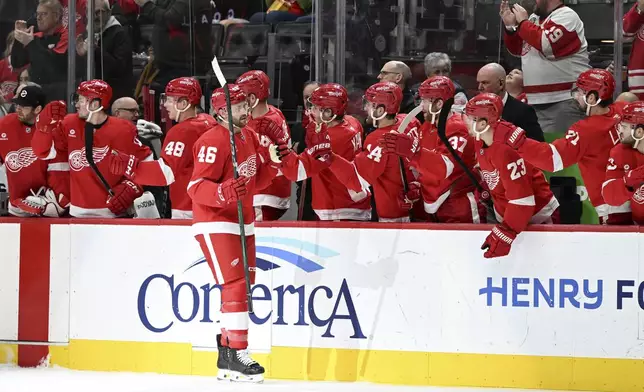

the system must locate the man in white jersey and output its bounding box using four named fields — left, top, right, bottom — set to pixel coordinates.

left=501, top=0, right=590, bottom=133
